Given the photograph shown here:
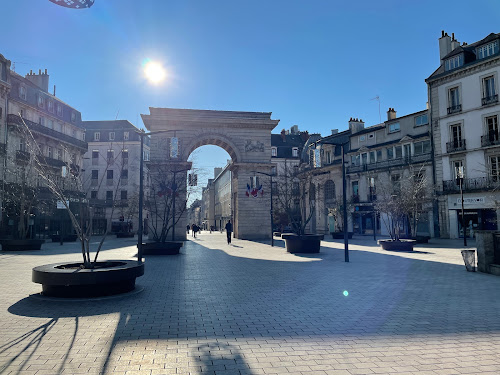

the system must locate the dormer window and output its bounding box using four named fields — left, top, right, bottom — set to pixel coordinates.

left=38, top=95, right=45, bottom=109
left=271, top=147, right=277, bottom=157
left=56, top=104, right=63, bottom=117
left=71, top=112, right=77, bottom=123
left=476, top=40, right=499, bottom=59
left=388, top=122, right=400, bottom=133
left=19, top=86, right=27, bottom=100
left=292, top=147, right=298, bottom=157
left=444, top=54, right=463, bottom=71
left=48, top=101, right=54, bottom=113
